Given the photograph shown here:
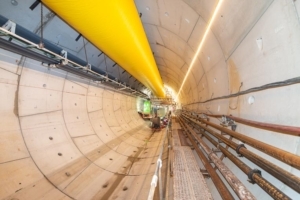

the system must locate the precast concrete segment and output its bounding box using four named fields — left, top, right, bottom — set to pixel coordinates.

left=0, top=52, right=164, bottom=200
left=41, top=0, right=165, bottom=97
